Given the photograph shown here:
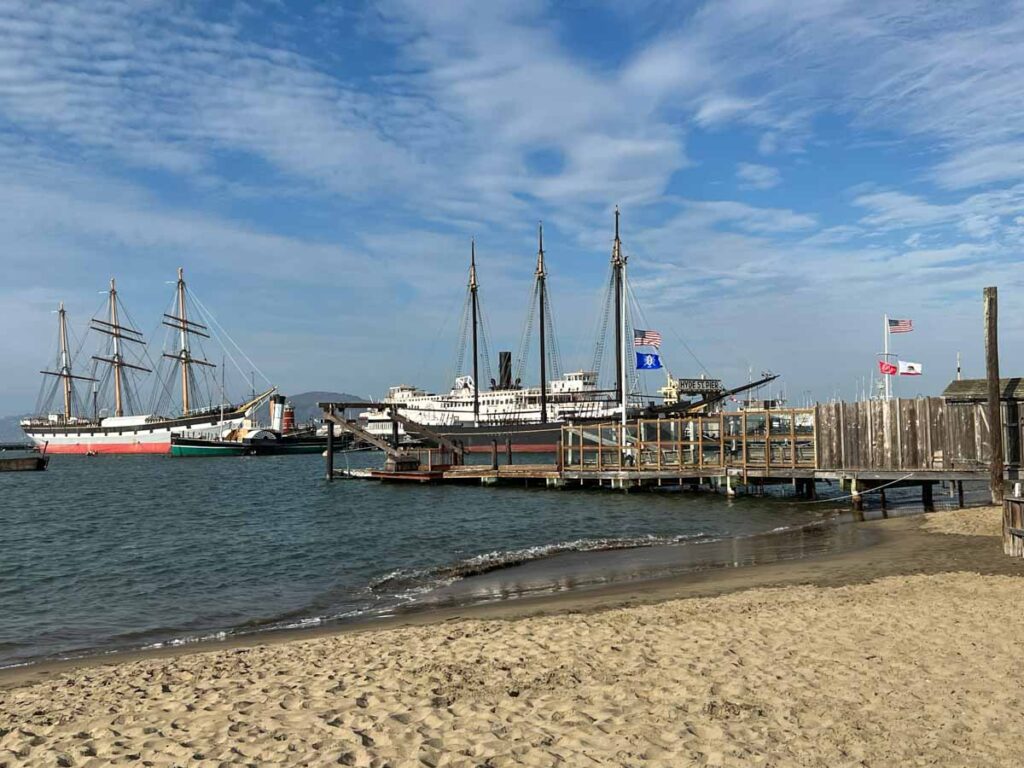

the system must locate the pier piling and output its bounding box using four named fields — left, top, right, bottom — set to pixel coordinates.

left=922, top=482, right=935, bottom=512
left=325, top=410, right=334, bottom=481
left=985, top=286, right=1004, bottom=504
